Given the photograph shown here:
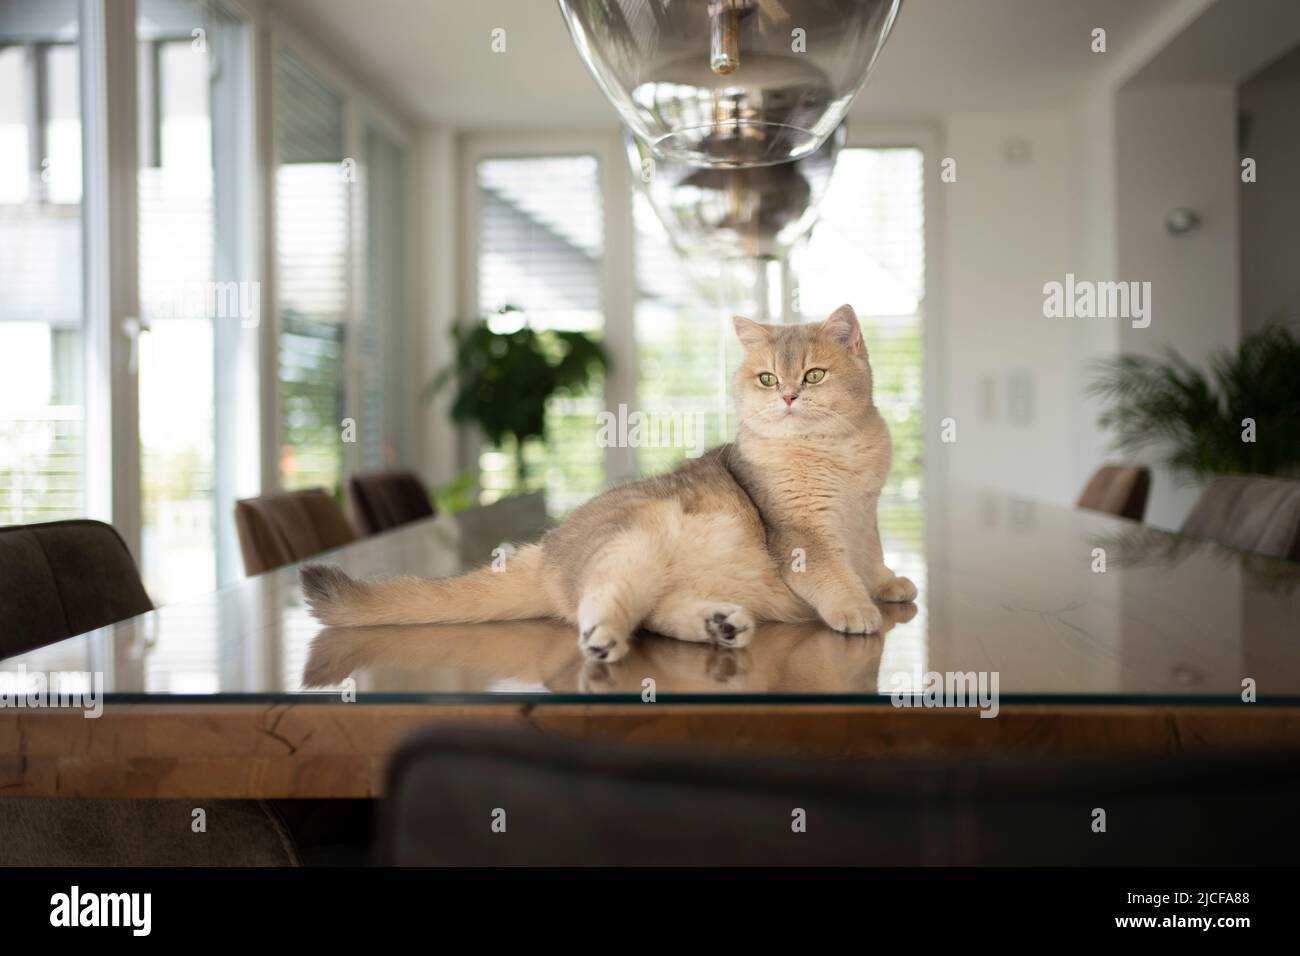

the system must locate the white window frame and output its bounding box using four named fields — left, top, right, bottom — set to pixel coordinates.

left=80, top=0, right=140, bottom=554
left=210, top=0, right=264, bottom=586
left=82, top=0, right=264, bottom=584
